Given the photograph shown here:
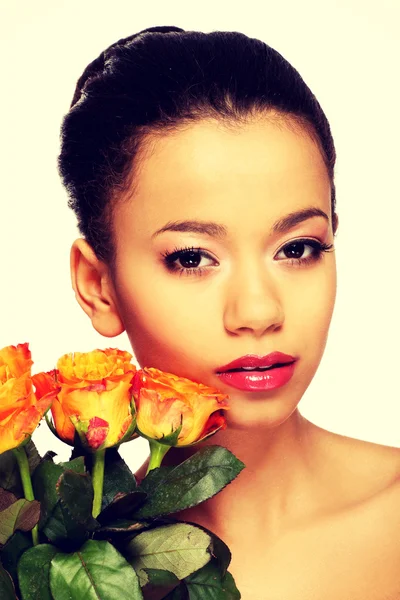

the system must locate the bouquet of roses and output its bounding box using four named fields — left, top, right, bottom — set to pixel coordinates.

left=0, top=343, right=244, bottom=599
